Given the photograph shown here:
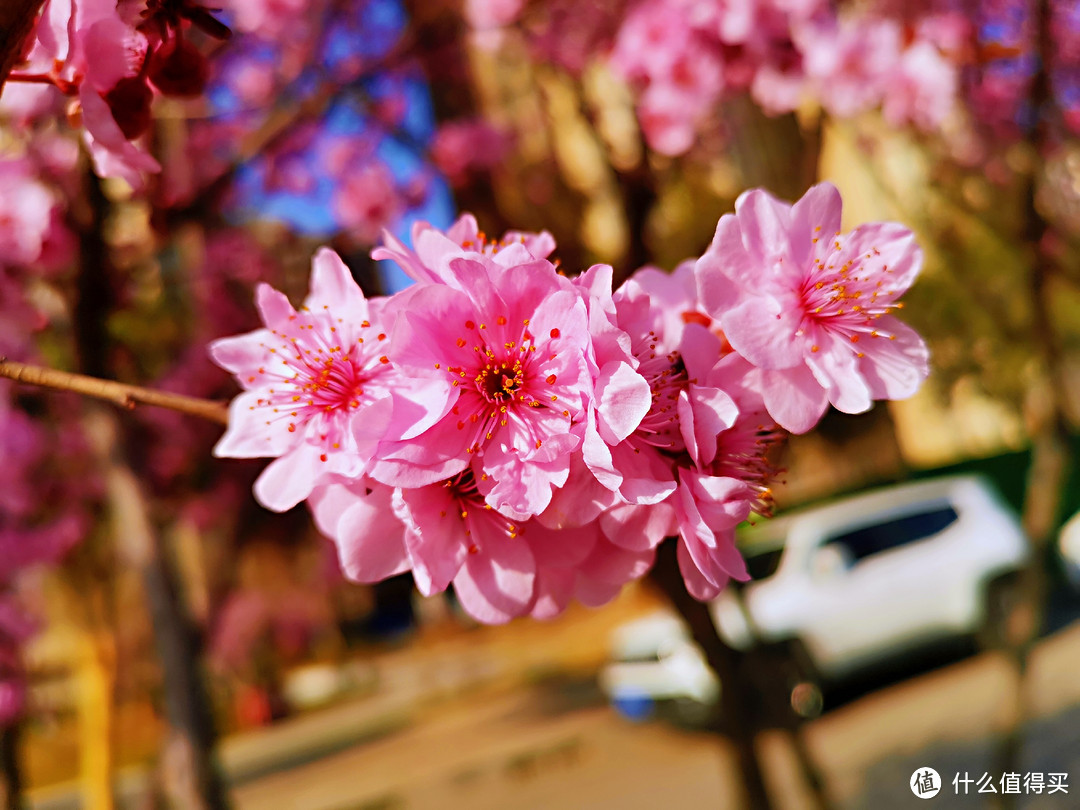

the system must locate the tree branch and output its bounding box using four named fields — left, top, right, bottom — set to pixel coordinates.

left=0, top=359, right=229, bottom=425
left=0, top=0, right=43, bottom=90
